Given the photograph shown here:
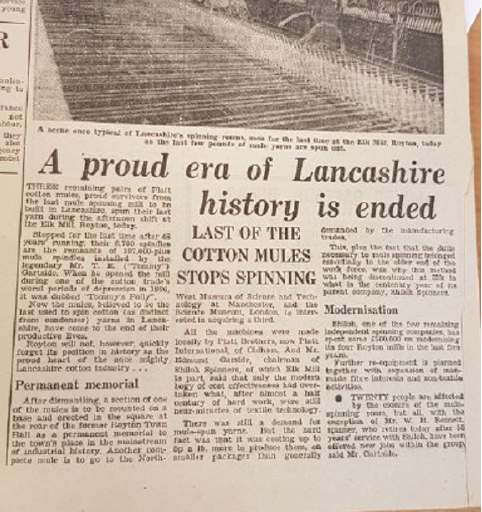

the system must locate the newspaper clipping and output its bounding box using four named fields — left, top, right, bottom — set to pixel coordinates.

left=0, top=1, right=479, bottom=512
